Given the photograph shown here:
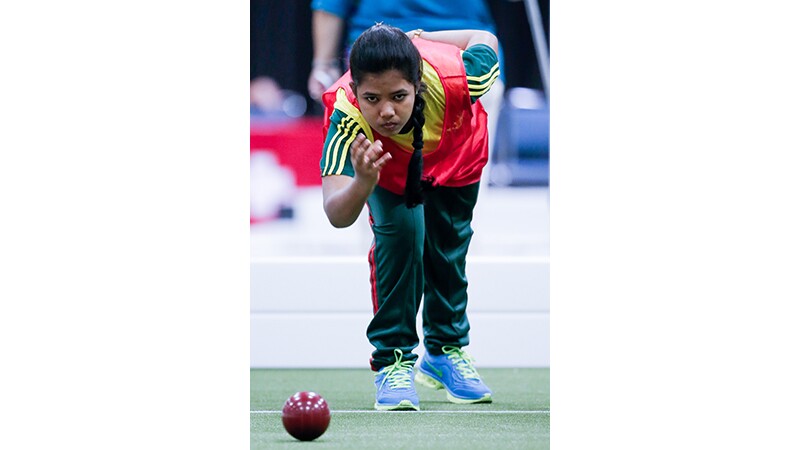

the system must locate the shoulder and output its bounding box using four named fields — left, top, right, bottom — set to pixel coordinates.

left=326, top=105, right=363, bottom=139
left=462, top=44, right=500, bottom=102
left=324, top=87, right=375, bottom=143
left=462, top=44, right=498, bottom=75
left=321, top=98, right=362, bottom=177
